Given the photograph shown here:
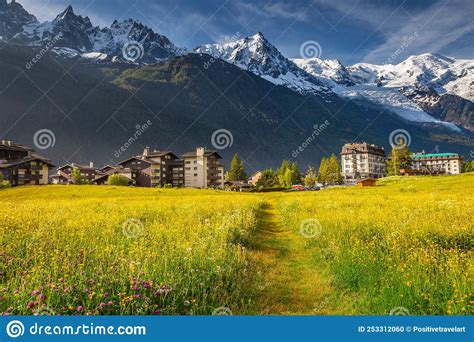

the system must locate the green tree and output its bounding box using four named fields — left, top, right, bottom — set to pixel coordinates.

left=71, top=168, right=88, bottom=185
left=317, top=157, right=329, bottom=184
left=304, top=166, right=318, bottom=187
left=276, top=160, right=300, bottom=187
left=327, top=154, right=343, bottom=184
left=387, top=147, right=412, bottom=176
left=463, top=161, right=474, bottom=173
left=108, top=174, right=129, bottom=186
left=226, top=153, right=247, bottom=181
left=276, top=160, right=290, bottom=187
left=256, top=169, right=276, bottom=188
